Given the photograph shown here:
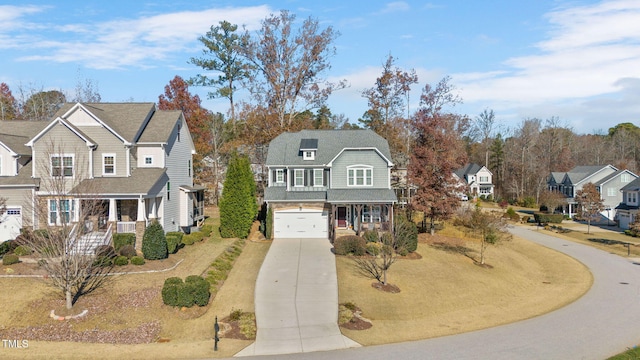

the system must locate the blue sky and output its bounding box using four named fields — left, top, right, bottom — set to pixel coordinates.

left=1, top=0, right=639, bottom=134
